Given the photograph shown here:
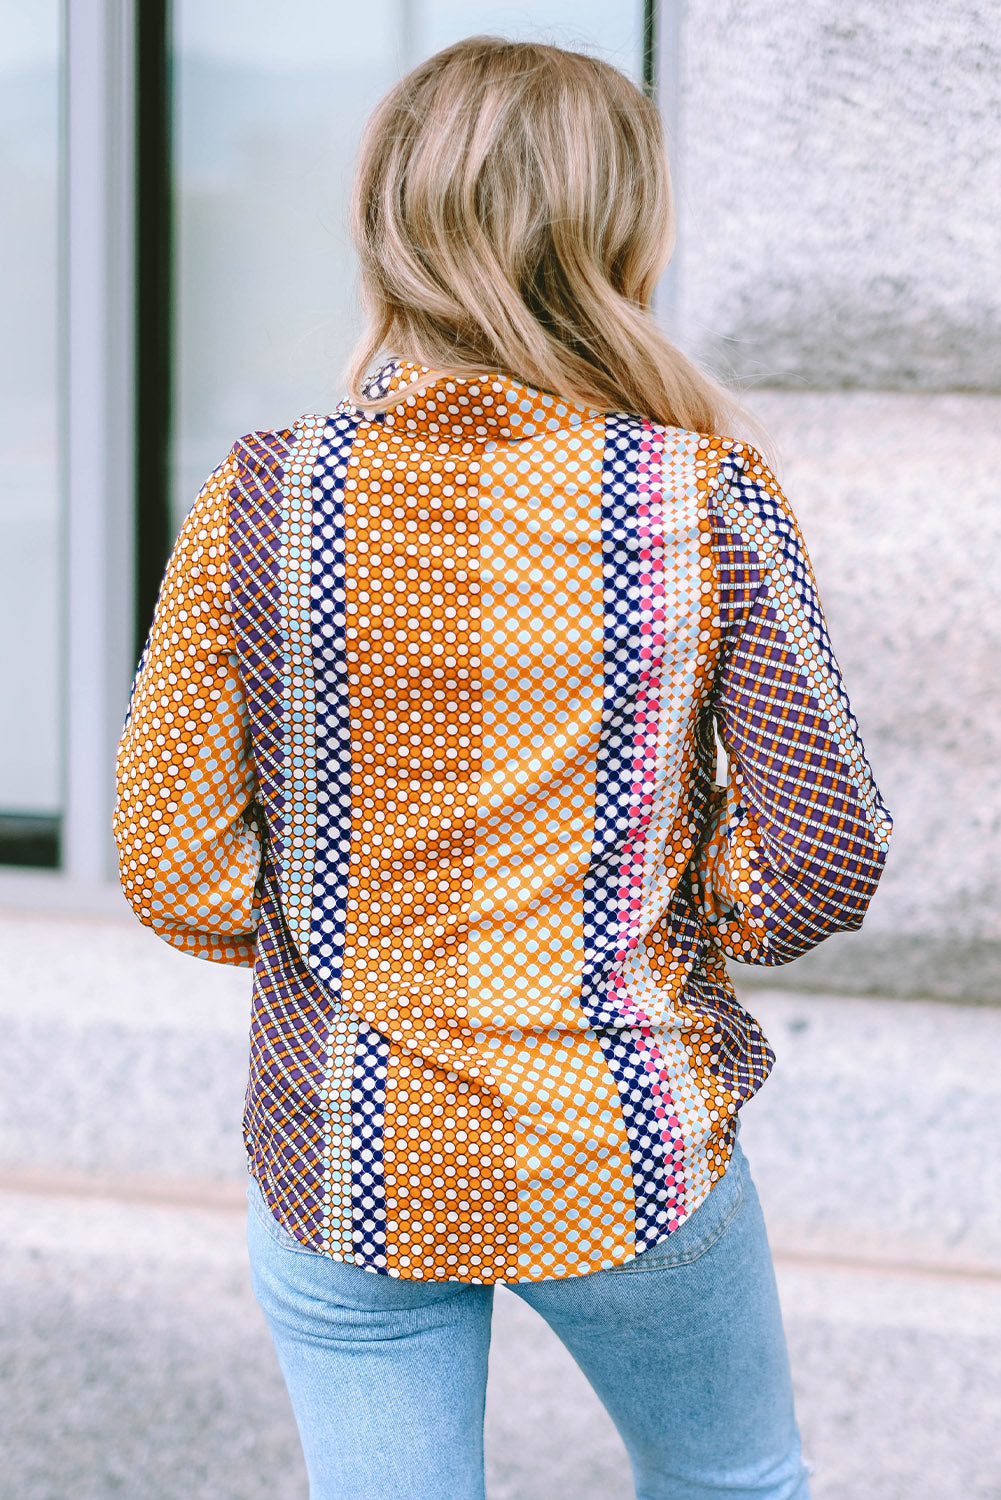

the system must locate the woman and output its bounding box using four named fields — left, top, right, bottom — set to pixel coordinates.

left=114, top=36, right=891, bottom=1500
